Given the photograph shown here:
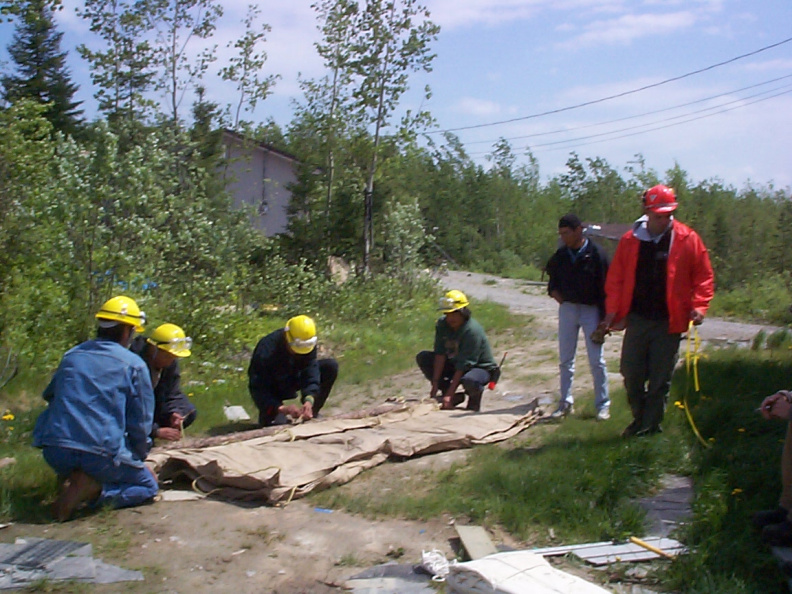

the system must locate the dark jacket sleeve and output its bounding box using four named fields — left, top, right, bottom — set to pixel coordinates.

left=546, top=250, right=561, bottom=295
left=248, top=332, right=283, bottom=411
left=298, top=352, right=320, bottom=401
left=153, top=360, right=196, bottom=431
